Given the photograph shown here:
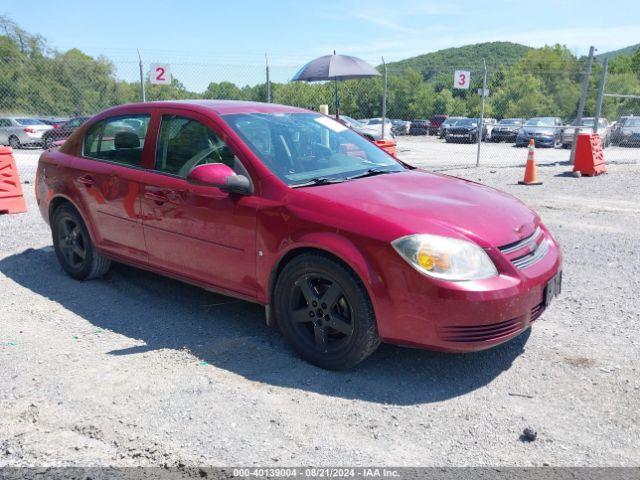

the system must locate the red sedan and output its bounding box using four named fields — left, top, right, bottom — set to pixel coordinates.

left=36, top=100, right=562, bottom=369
